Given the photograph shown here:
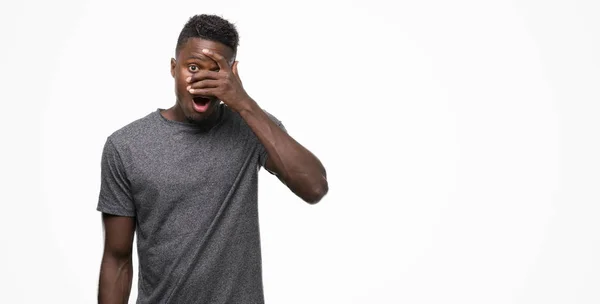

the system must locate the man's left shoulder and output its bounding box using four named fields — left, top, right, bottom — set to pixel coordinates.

left=263, top=109, right=285, bottom=128
left=225, top=105, right=285, bottom=132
